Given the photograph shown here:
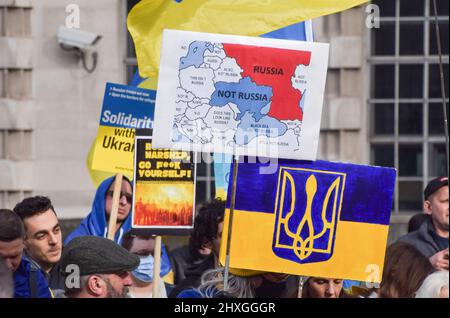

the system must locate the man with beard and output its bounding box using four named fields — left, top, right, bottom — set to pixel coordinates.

left=14, top=196, right=64, bottom=296
left=61, top=235, right=139, bottom=298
